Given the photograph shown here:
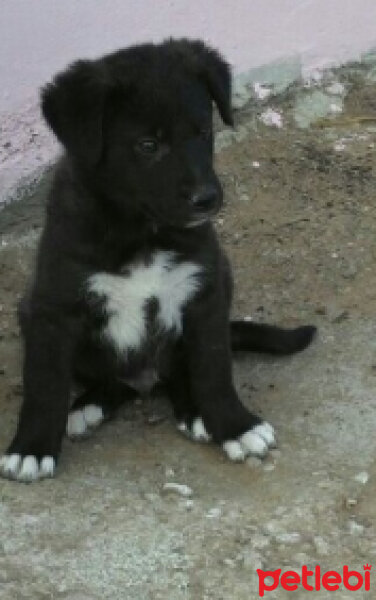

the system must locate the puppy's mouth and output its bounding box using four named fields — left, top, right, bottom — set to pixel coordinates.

left=185, top=209, right=218, bottom=228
